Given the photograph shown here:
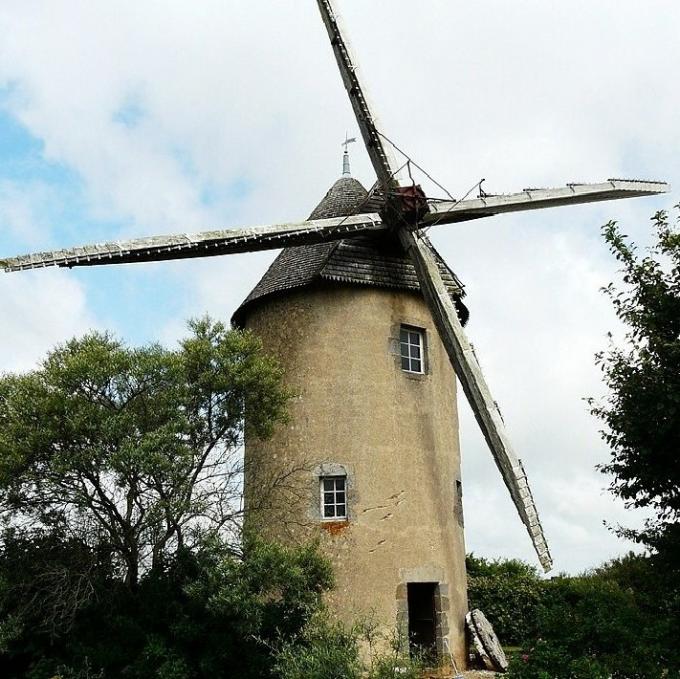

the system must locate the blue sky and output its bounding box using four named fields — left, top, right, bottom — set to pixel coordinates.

left=0, top=110, right=180, bottom=344
left=0, top=0, right=678, bottom=573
